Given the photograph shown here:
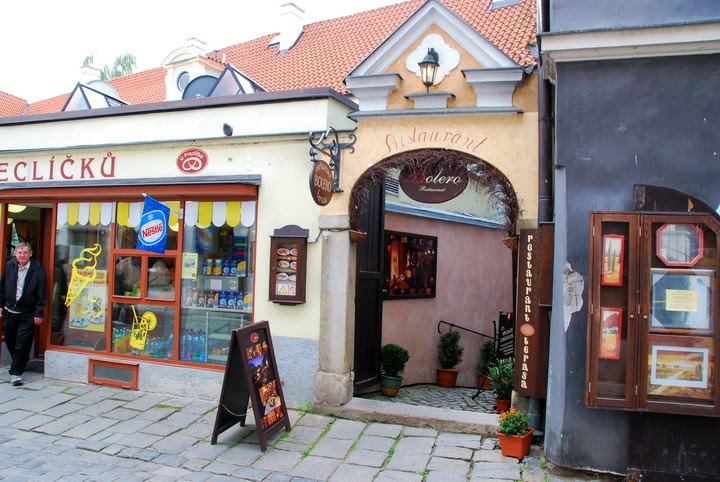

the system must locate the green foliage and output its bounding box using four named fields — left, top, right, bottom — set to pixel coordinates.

left=497, top=407, right=530, bottom=436
left=101, top=54, right=137, bottom=80
left=438, top=329, right=464, bottom=370
left=84, top=53, right=137, bottom=80
left=477, top=339, right=498, bottom=375
left=380, top=343, right=410, bottom=377
left=488, top=357, right=514, bottom=399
